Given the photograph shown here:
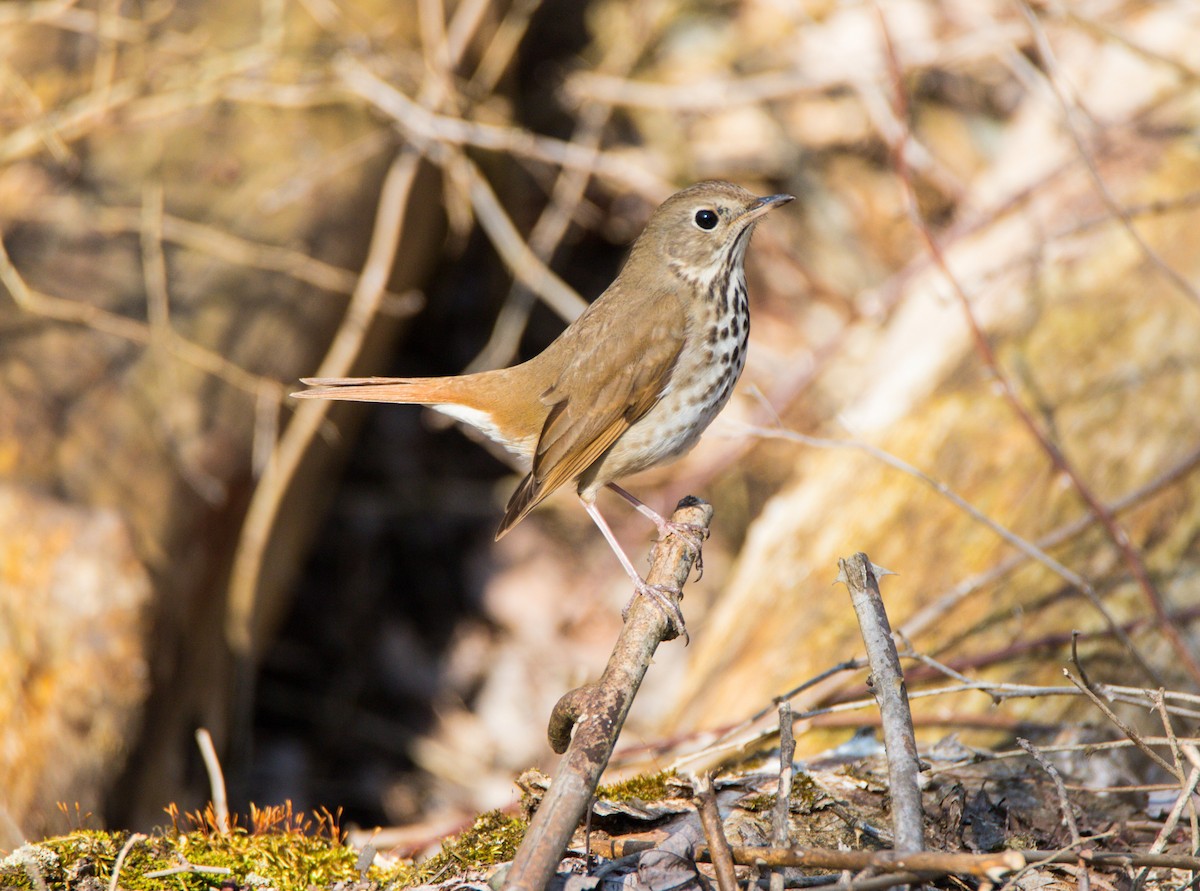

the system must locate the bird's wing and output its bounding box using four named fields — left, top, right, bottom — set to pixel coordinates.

left=496, top=289, right=685, bottom=537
